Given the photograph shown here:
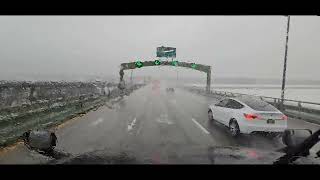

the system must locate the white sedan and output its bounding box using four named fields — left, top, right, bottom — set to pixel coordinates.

left=208, top=96, right=287, bottom=137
